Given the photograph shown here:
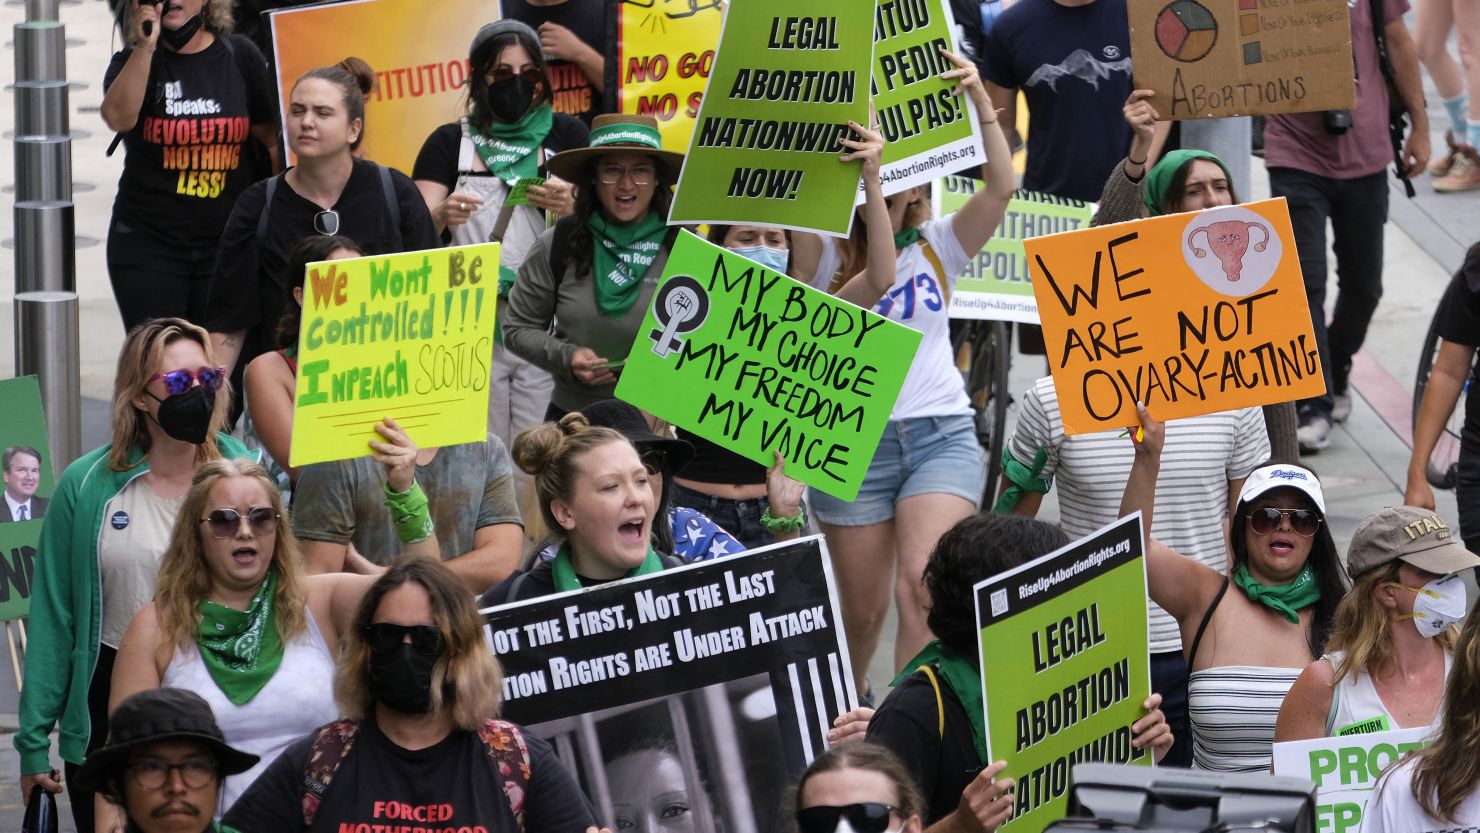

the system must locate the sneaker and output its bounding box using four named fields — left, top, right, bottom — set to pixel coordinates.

left=1430, top=130, right=1461, bottom=177
left=1331, top=392, right=1352, bottom=423
left=1433, top=147, right=1480, bottom=193
left=1298, top=413, right=1332, bottom=454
